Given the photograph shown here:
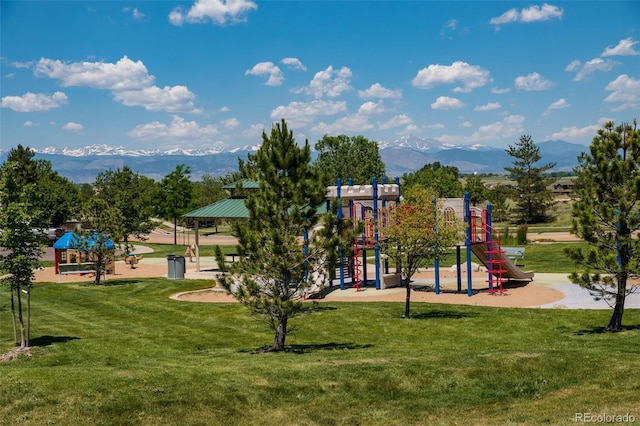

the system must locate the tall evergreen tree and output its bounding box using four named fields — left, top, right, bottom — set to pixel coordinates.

left=504, top=135, right=557, bottom=223
left=155, top=164, right=193, bottom=245
left=216, top=119, right=344, bottom=352
left=566, top=120, right=640, bottom=331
